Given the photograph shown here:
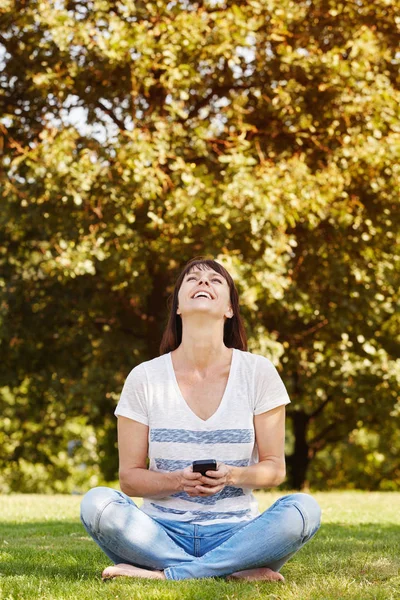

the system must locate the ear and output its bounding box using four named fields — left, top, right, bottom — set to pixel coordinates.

left=225, top=306, right=233, bottom=319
